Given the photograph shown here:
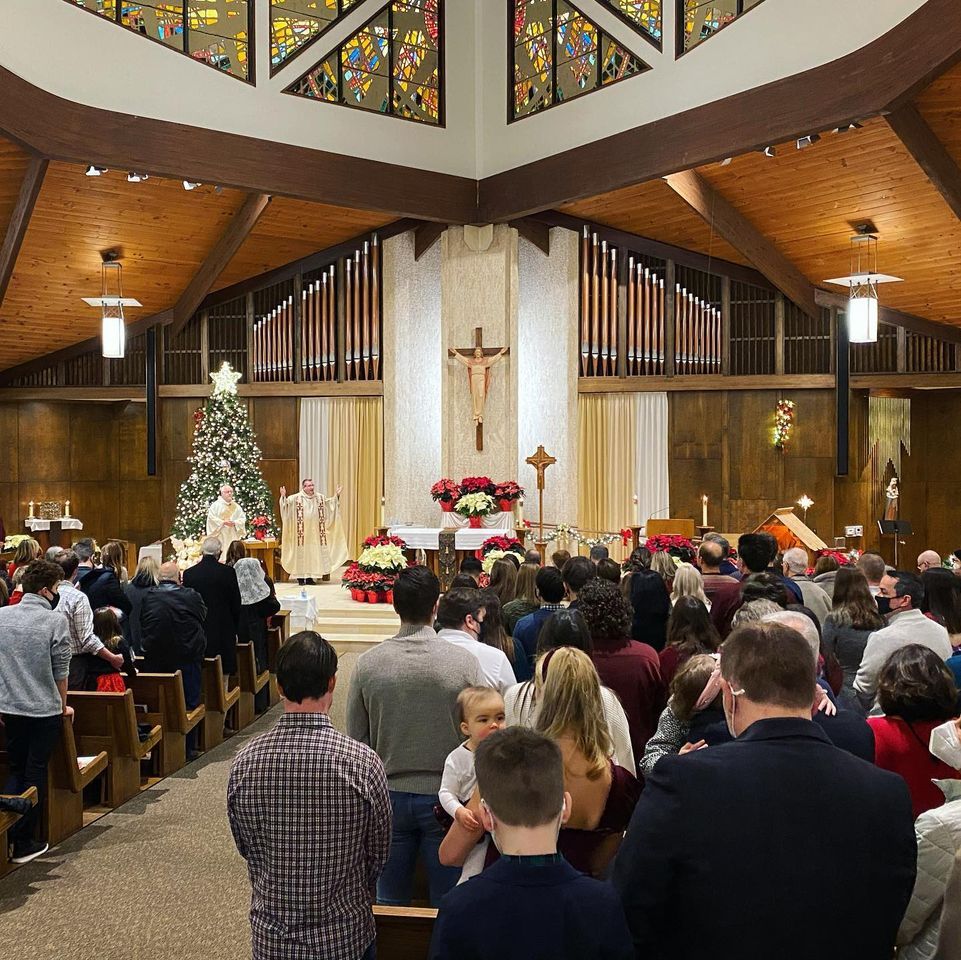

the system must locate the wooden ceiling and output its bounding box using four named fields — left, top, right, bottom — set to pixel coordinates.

left=562, top=60, right=961, bottom=329
left=0, top=152, right=393, bottom=371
